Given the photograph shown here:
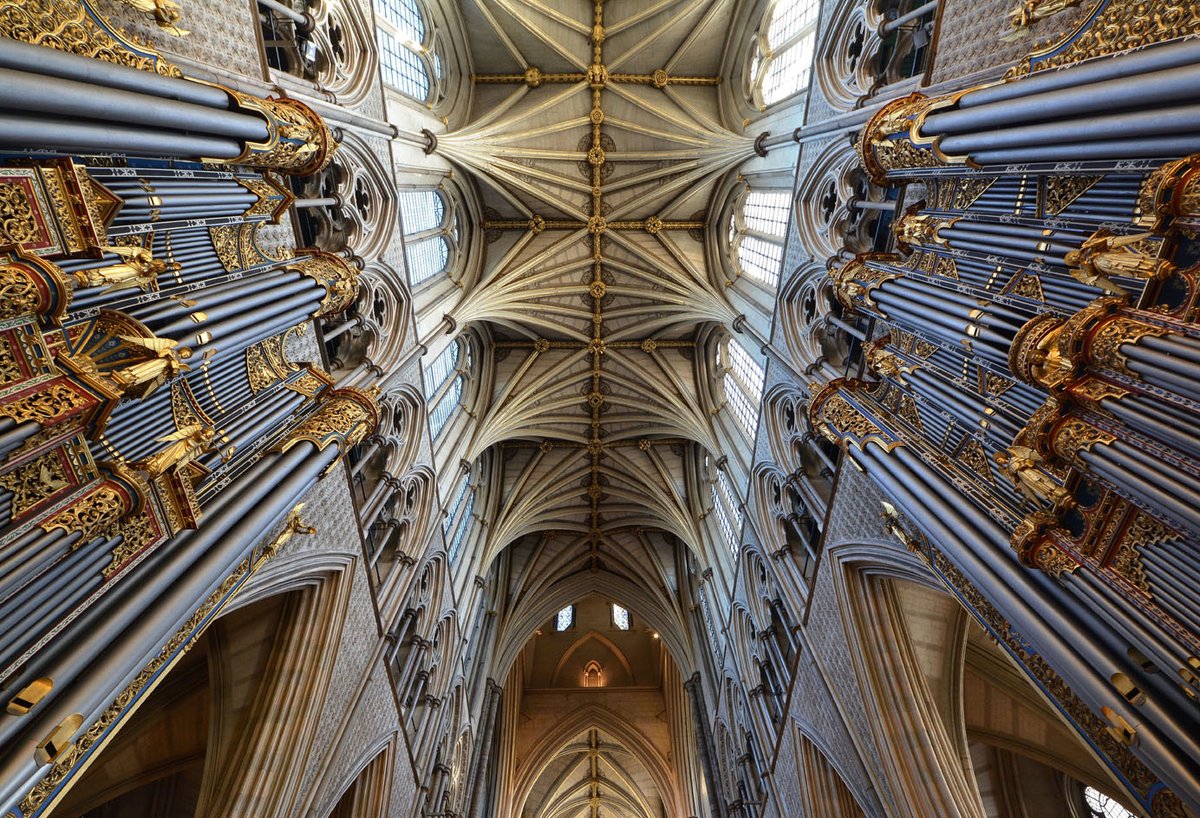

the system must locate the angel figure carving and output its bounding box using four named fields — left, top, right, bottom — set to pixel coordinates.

left=111, top=335, right=192, bottom=399
left=137, top=425, right=215, bottom=477
left=72, top=246, right=178, bottom=293
left=1064, top=230, right=1160, bottom=295
left=1002, top=0, right=1080, bottom=40
left=995, top=445, right=1072, bottom=507
left=116, top=0, right=190, bottom=35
